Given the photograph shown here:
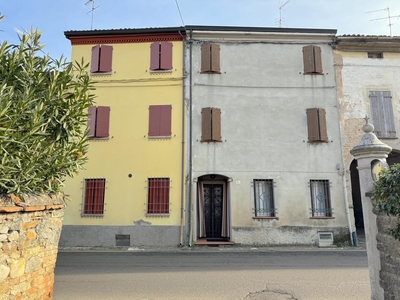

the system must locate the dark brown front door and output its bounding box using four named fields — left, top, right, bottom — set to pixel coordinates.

left=203, top=184, right=223, bottom=239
